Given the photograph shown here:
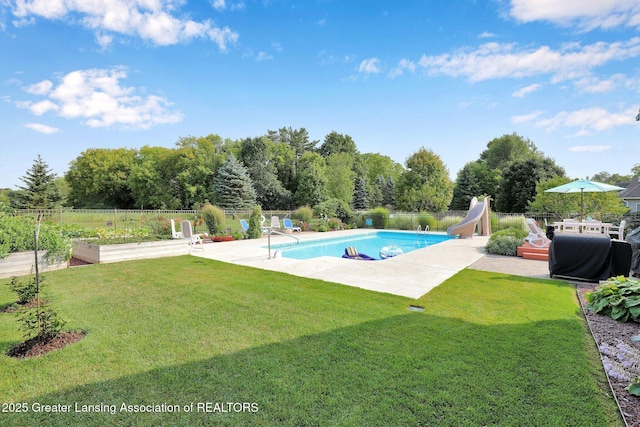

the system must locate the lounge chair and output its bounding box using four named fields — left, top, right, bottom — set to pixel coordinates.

left=241, top=219, right=269, bottom=234
left=342, top=246, right=376, bottom=260
left=524, top=218, right=551, bottom=248
left=170, top=219, right=183, bottom=239
left=283, top=218, right=301, bottom=232
left=181, top=220, right=204, bottom=252
left=605, top=220, right=626, bottom=240
left=271, top=216, right=281, bottom=230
